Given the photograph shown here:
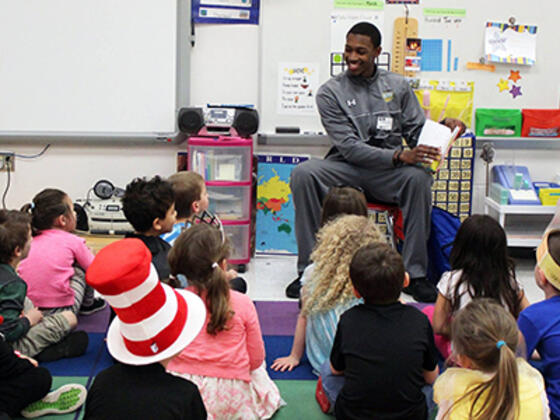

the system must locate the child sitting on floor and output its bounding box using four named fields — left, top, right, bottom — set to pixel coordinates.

left=161, top=171, right=246, bottom=293
left=122, top=176, right=176, bottom=280
left=0, top=210, right=86, bottom=361
left=18, top=188, right=105, bottom=317
left=429, top=214, right=529, bottom=359
left=161, top=171, right=208, bottom=246
left=271, top=214, right=385, bottom=374
left=434, top=298, right=549, bottom=419
left=84, top=238, right=207, bottom=420
left=518, top=228, right=560, bottom=420
left=0, top=322, right=86, bottom=419
left=167, top=224, right=284, bottom=419
left=327, top=243, right=439, bottom=419
left=285, top=185, right=369, bottom=299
